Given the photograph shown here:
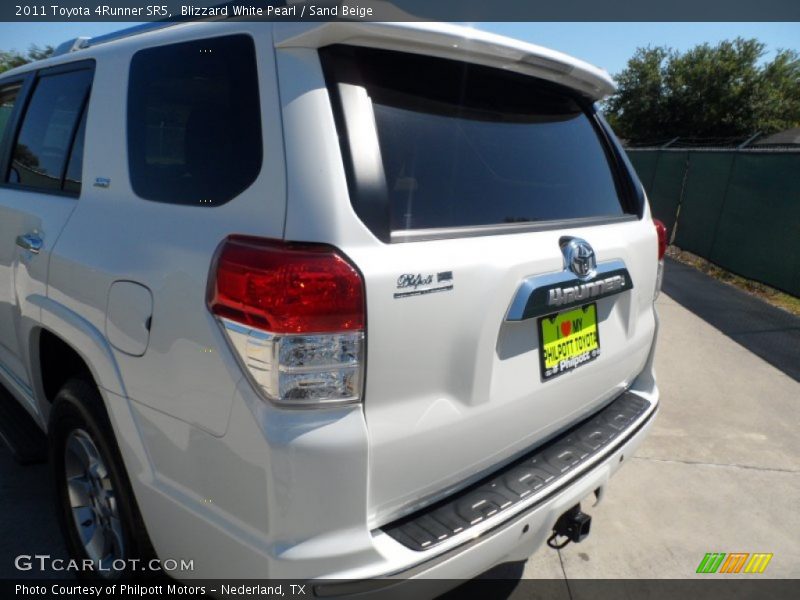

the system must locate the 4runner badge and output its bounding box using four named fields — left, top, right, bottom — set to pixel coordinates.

left=394, top=271, right=454, bottom=299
